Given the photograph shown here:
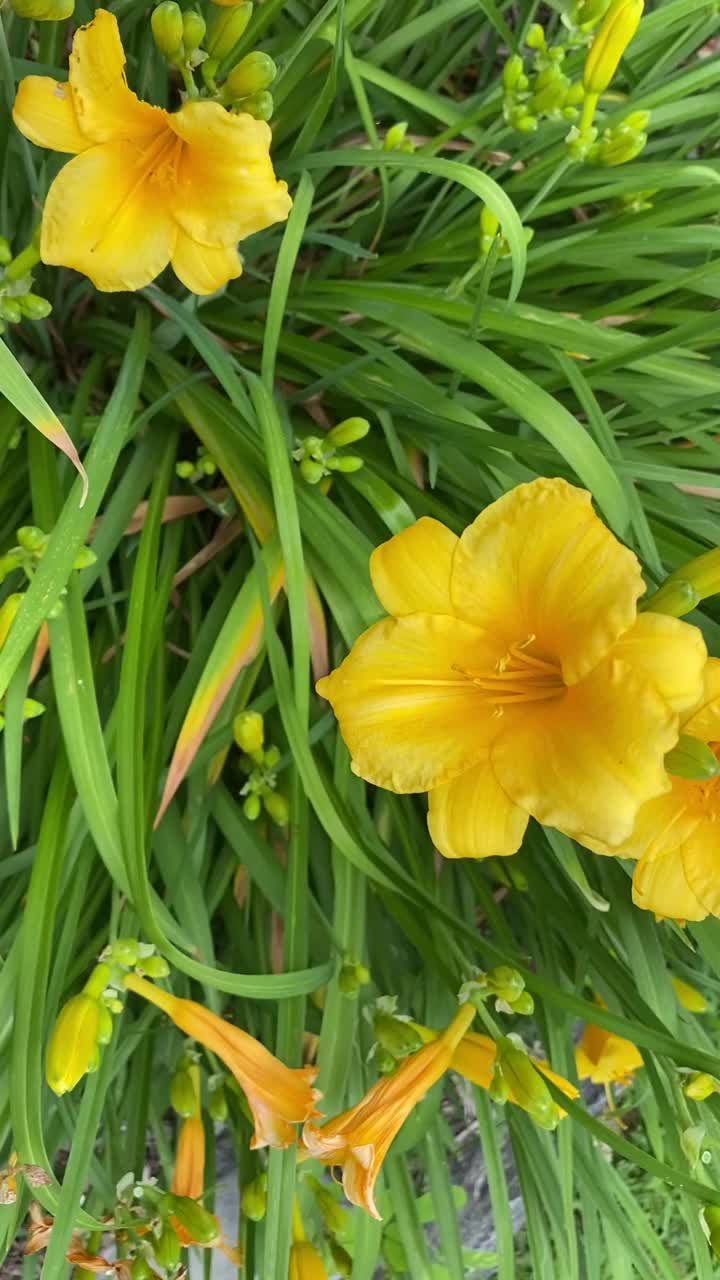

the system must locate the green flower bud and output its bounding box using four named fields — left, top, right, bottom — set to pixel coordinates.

left=241, top=1173, right=267, bottom=1222
left=167, top=1194, right=219, bottom=1244
left=300, top=458, right=326, bottom=485
left=373, top=1010, right=423, bottom=1059
left=22, top=698, right=45, bottom=722
left=526, top=23, right=546, bottom=49
left=665, top=735, right=720, bottom=781
left=263, top=744, right=280, bottom=768
left=183, top=9, right=206, bottom=52
left=326, top=417, right=371, bottom=448
left=685, top=1073, right=718, bottom=1102
left=17, top=294, right=52, bottom=320
left=263, top=789, right=289, bottom=826
left=109, top=937, right=140, bottom=967
left=139, top=955, right=170, bottom=979
left=243, top=792, right=262, bottom=821
left=46, top=993, right=101, bottom=1096
left=325, top=455, right=364, bottom=473
left=510, top=991, right=535, bottom=1016
left=171, top=1067, right=199, bottom=1117
left=73, top=546, right=97, bottom=571
left=208, top=1081, right=228, bottom=1122
left=238, top=90, right=274, bottom=121
left=234, top=710, right=264, bottom=754
left=487, top=966, right=525, bottom=1003
left=96, top=1002, right=114, bottom=1046
left=0, top=298, right=22, bottom=325
left=383, top=121, right=408, bottom=151
left=16, top=525, right=47, bottom=554
left=225, top=50, right=276, bottom=98
left=503, top=54, right=525, bottom=91
left=176, top=460, right=195, bottom=478
left=206, top=2, right=253, bottom=58
left=152, top=1223, right=181, bottom=1269
left=151, top=1, right=184, bottom=59
left=338, top=959, right=370, bottom=995
left=0, top=237, right=11, bottom=266
left=496, top=1037, right=558, bottom=1130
